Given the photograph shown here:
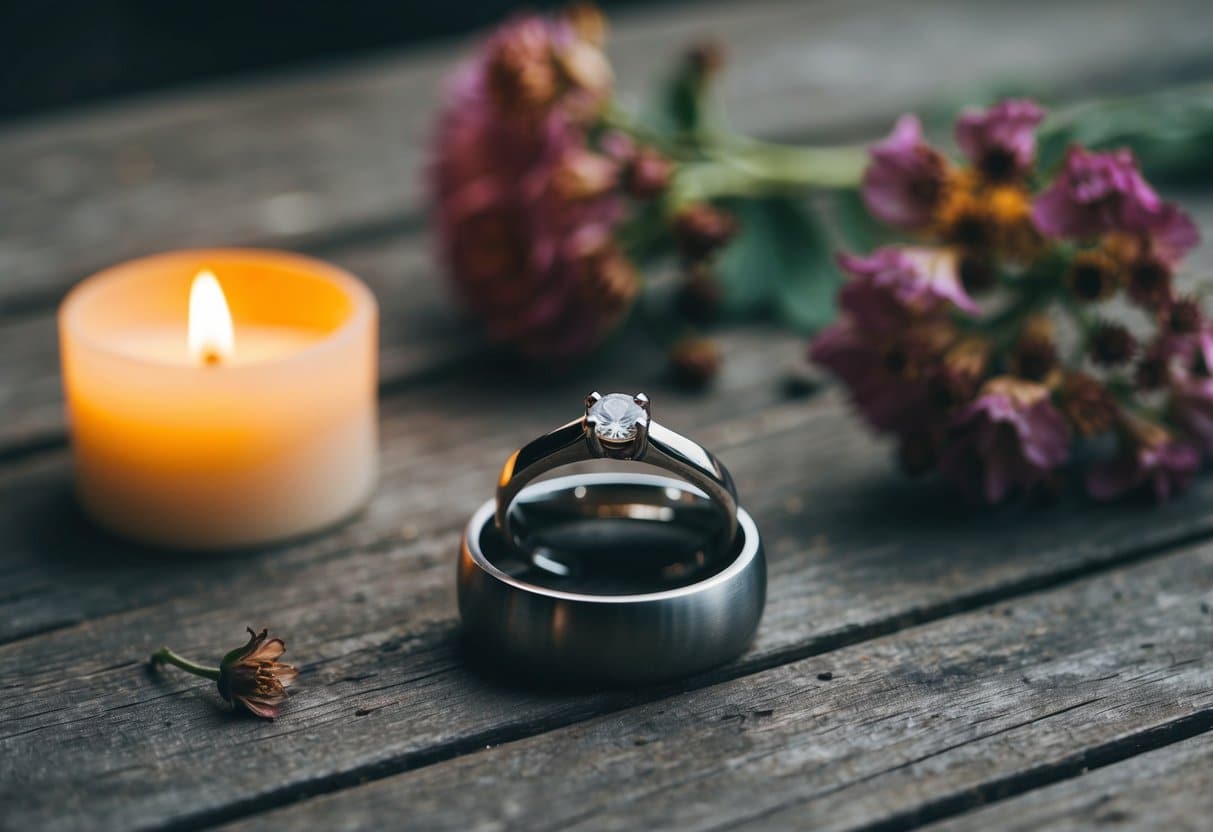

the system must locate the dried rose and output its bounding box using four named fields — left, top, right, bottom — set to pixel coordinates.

left=151, top=627, right=299, bottom=720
